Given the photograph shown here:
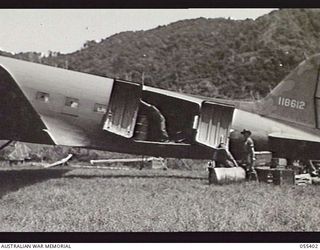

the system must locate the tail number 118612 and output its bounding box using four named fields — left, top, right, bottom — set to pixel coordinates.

left=278, top=97, right=305, bottom=110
